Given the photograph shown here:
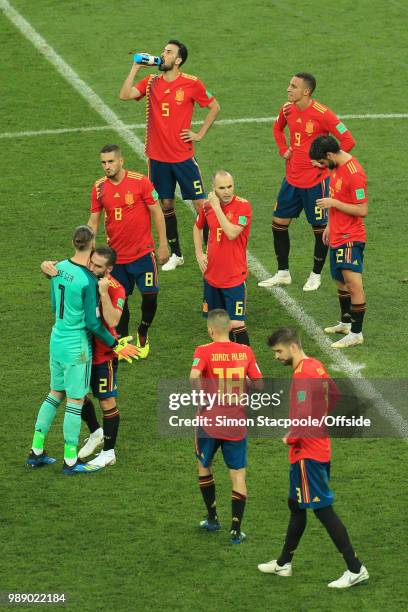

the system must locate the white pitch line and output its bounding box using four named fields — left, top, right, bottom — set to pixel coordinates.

left=1, top=112, right=408, bottom=141
left=0, top=0, right=146, bottom=159
left=3, top=0, right=407, bottom=437
left=0, top=125, right=116, bottom=139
